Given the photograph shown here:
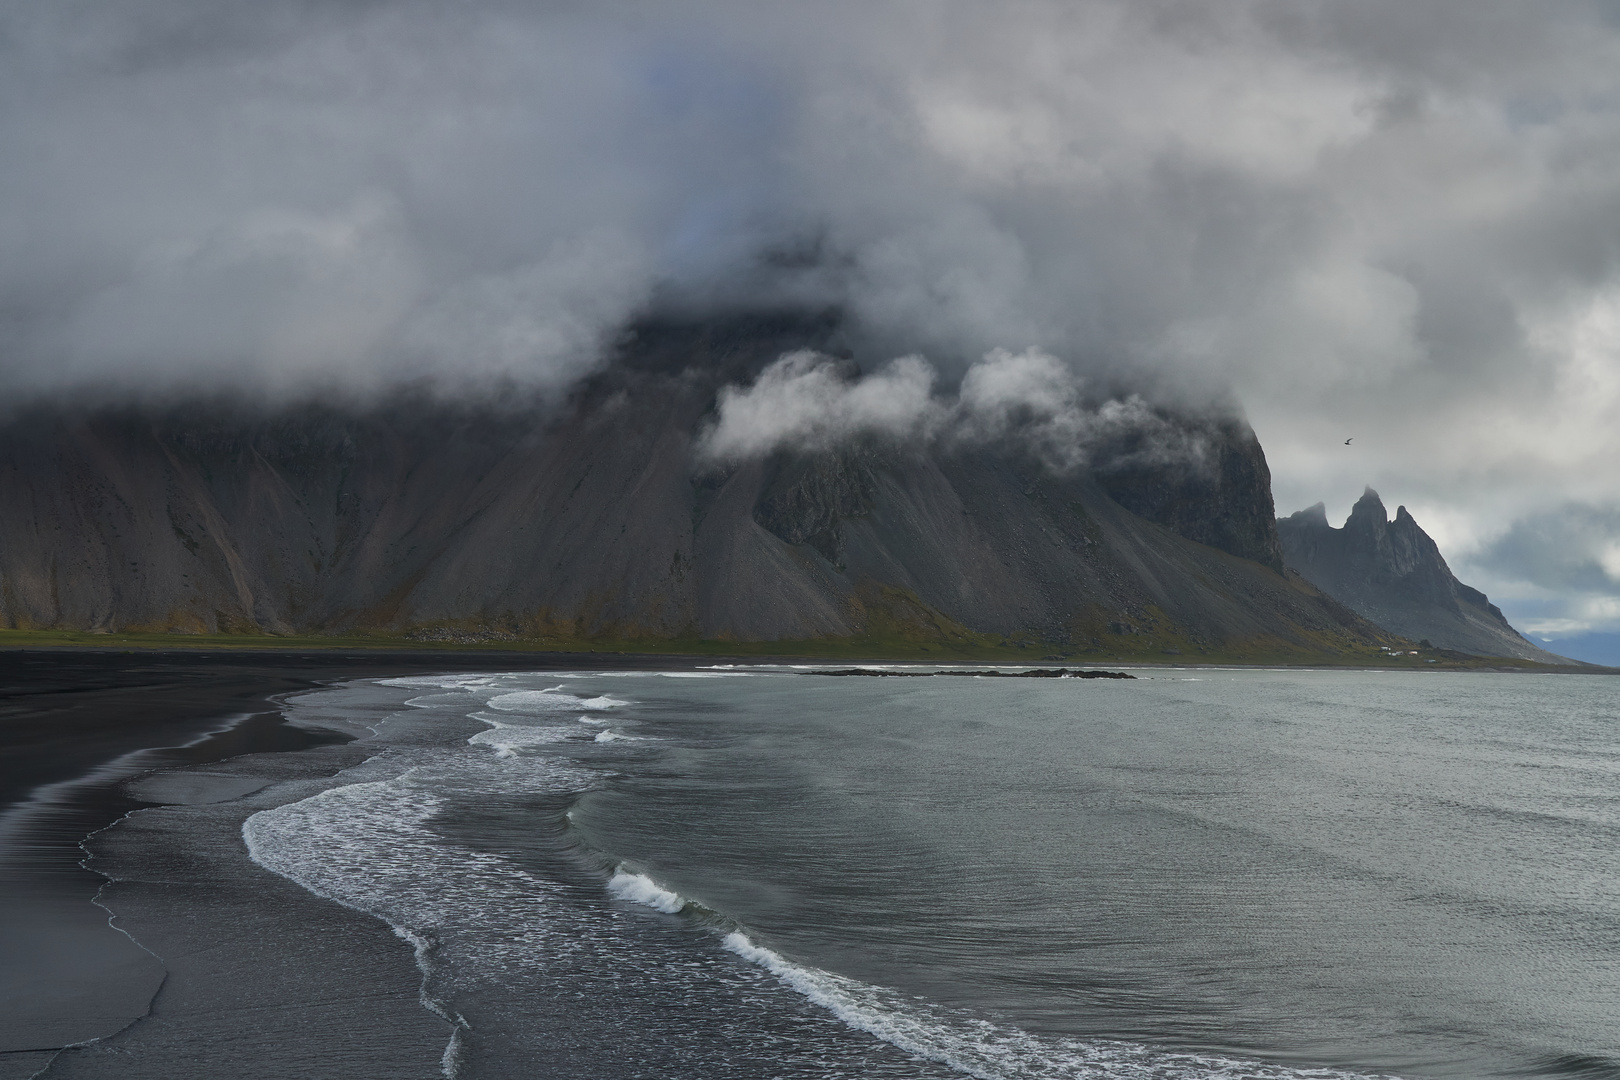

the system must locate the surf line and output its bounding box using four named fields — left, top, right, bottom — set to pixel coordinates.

left=807, top=668, right=1134, bottom=679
